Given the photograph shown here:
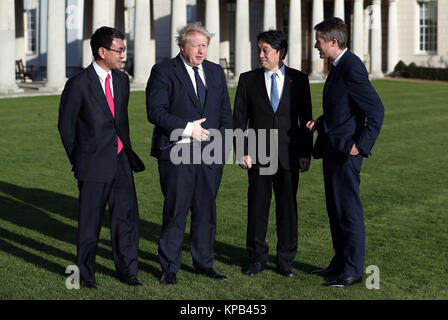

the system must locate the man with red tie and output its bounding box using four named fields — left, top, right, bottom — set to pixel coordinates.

left=58, top=27, right=145, bottom=289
